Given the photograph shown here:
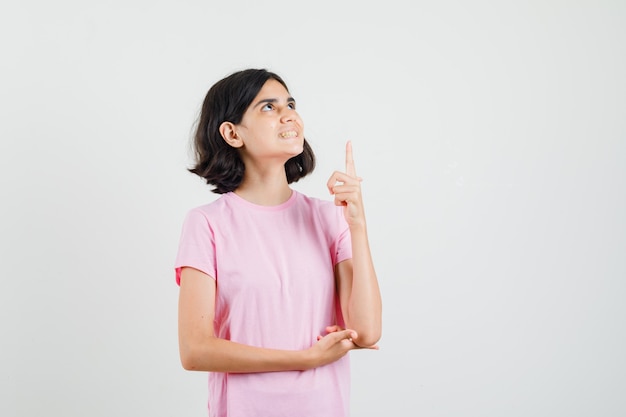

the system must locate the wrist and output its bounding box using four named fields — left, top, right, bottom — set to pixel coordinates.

left=348, top=220, right=367, bottom=232
left=299, top=347, right=318, bottom=370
